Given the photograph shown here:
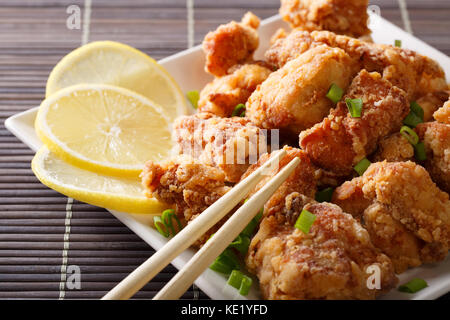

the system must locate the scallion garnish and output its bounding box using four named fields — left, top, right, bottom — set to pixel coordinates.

left=294, top=209, right=316, bottom=234
left=231, top=103, right=246, bottom=117
left=227, top=270, right=253, bottom=296
left=398, top=278, right=428, bottom=293
left=326, top=83, right=344, bottom=103
left=410, top=101, right=424, bottom=120
left=354, top=158, right=371, bottom=176
left=186, top=90, right=199, bottom=109
left=315, top=187, right=334, bottom=203
left=153, top=216, right=170, bottom=238
left=241, top=207, right=263, bottom=237
left=346, top=98, right=363, bottom=118
left=161, top=209, right=183, bottom=237
left=414, top=142, right=427, bottom=161
left=228, top=234, right=251, bottom=255
left=400, top=126, right=419, bottom=145
left=394, top=39, right=402, bottom=48
left=209, top=248, right=240, bottom=275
